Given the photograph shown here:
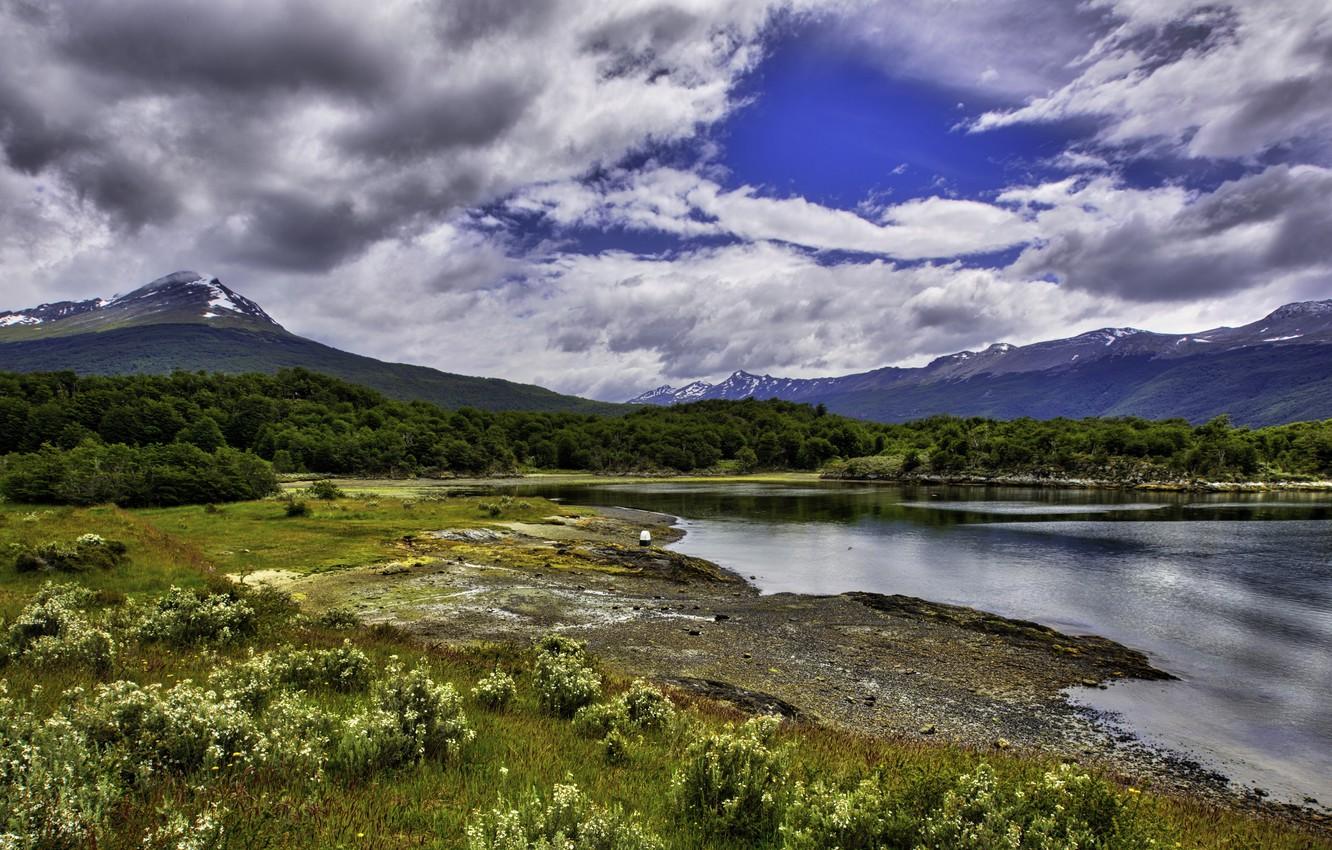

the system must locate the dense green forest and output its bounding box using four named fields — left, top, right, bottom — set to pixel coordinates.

left=1, top=368, right=1331, bottom=505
